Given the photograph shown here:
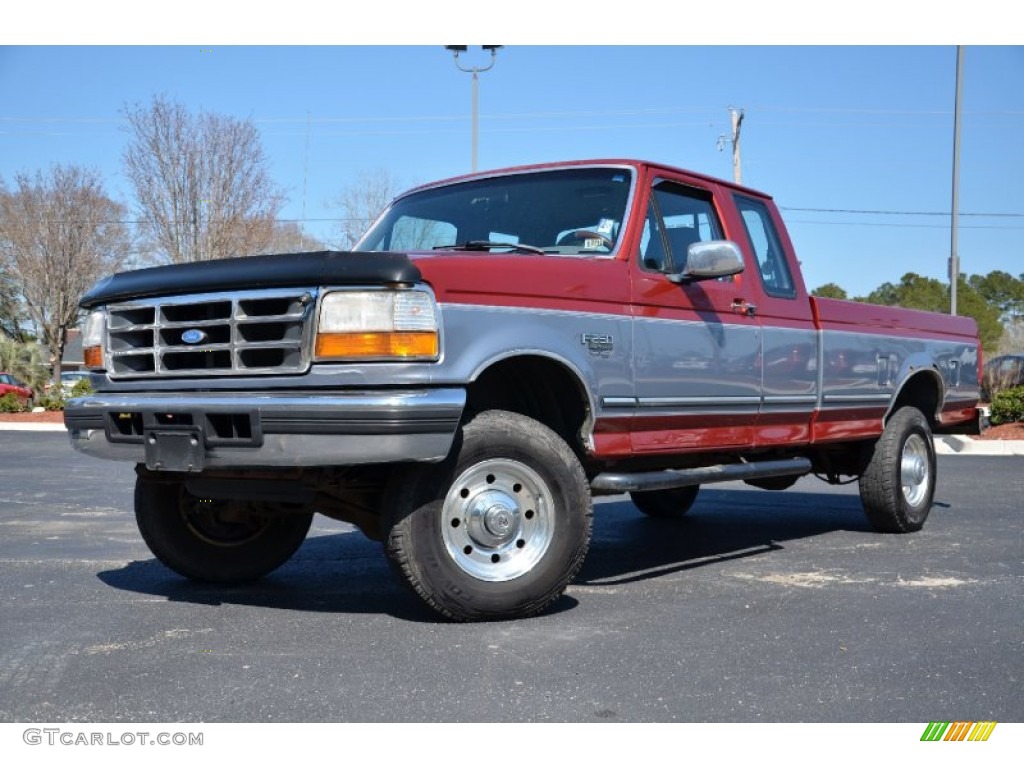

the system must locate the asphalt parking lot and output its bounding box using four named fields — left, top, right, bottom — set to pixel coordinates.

left=0, top=432, right=1020, bottom=722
